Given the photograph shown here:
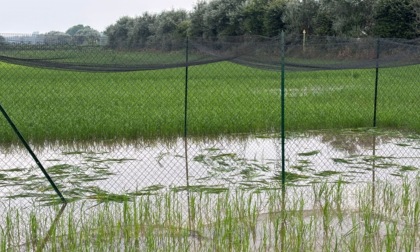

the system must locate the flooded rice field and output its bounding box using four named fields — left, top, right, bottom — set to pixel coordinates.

left=0, top=128, right=419, bottom=204
left=0, top=128, right=419, bottom=251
